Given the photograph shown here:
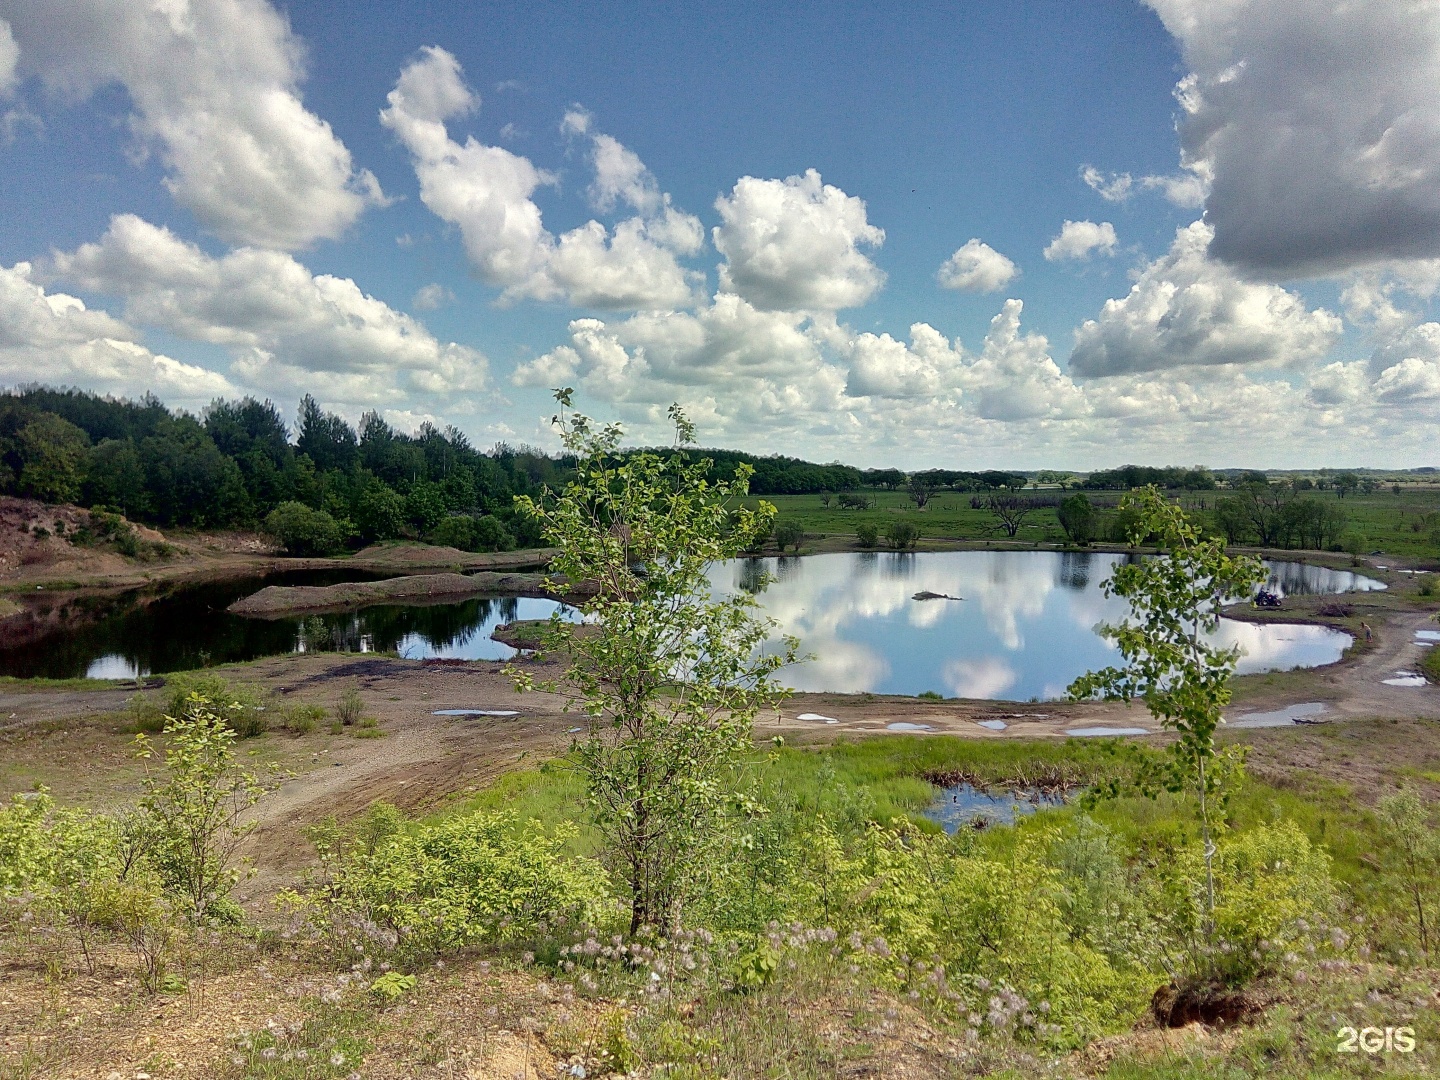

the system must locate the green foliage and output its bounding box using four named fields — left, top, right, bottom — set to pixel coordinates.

left=1070, top=488, right=1267, bottom=968
left=508, top=393, right=797, bottom=933
left=286, top=806, right=612, bottom=961
left=1057, top=493, right=1095, bottom=544
left=334, top=688, right=364, bottom=727
left=15, top=413, right=90, bottom=503
left=281, top=702, right=326, bottom=735
left=264, top=501, right=345, bottom=556
left=369, top=971, right=416, bottom=1000
left=425, top=512, right=516, bottom=552
left=886, top=520, right=920, bottom=549
left=134, top=696, right=267, bottom=923
left=161, top=673, right=267, bottom=737
left=354, top=482, right=405, bottom=542
left=773, top=519, right=805, bottom=552
left=854, top=521, right=879, bottom=548
left=1374, top=788, right=1440, bottom=963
